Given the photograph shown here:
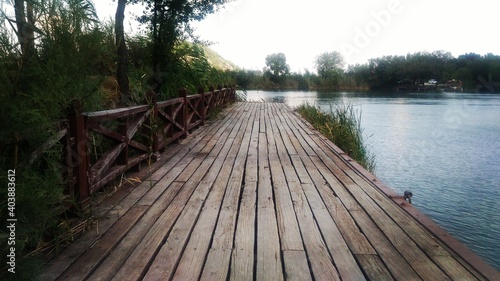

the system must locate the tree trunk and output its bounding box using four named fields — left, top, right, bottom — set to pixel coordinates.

left=150, top=0, right=163, bottom=93
left=14, top=0, right=36, bottom=57
left=26, top=0, right=35, bottom=52
left=14, top=0, right=27, bottom=54
left=115, top=0, right=131, bottom=103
